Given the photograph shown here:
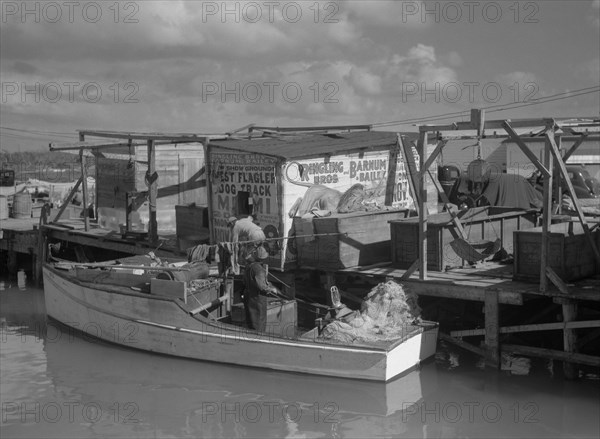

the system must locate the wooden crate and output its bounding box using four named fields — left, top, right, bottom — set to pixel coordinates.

left=294, top=209, right=410, bottom=270
left=391, top=207, right=538, bottom=271
left=231, top=299, right=297, bottom=337
left=185, top=279, right=223, bottom=319
left=175, top=204, right=209, bottom=236
left=514, top=222, right=600, bottom=282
